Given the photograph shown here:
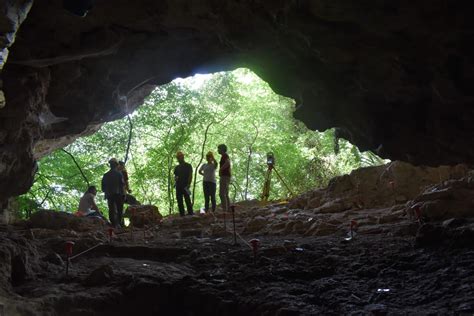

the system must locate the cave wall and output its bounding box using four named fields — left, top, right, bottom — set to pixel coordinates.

left=1, top=0, right=473, bottom=205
